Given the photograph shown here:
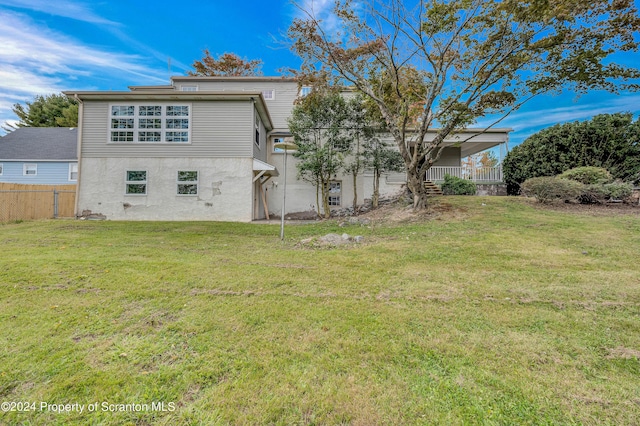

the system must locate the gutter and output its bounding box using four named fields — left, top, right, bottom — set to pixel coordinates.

left=73, top=94, right=83, bottom=218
